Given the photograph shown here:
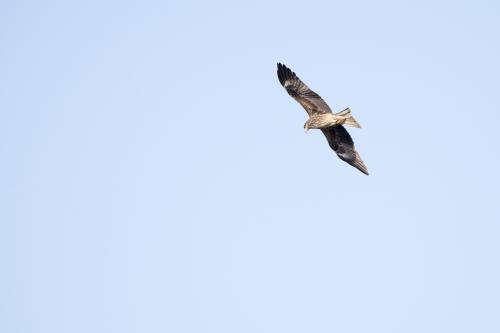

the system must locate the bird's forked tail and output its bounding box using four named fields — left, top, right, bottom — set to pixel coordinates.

left=335, top=108, right=361, bottom=128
